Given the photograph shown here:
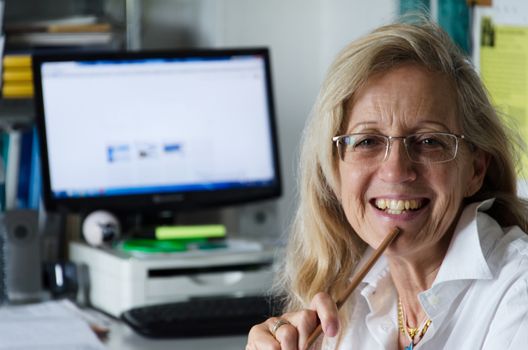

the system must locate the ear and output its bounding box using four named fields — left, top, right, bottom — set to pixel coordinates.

left=465, top=148, right=490, bottom=197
